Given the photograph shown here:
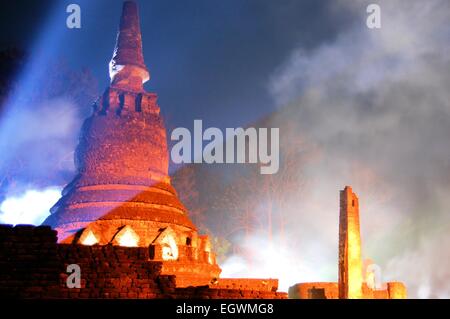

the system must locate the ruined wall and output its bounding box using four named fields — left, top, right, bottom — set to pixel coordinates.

left=213, top=278, right=279, bottom=292
left=387, top=282, right=407, bottom=299
left=0, top=225, right=286, bottom=299
left=361, top=282, right=407, bottom=299
left=289, top=282, right=407, bottom=299
left=288, top=283, right=339, bottom=299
